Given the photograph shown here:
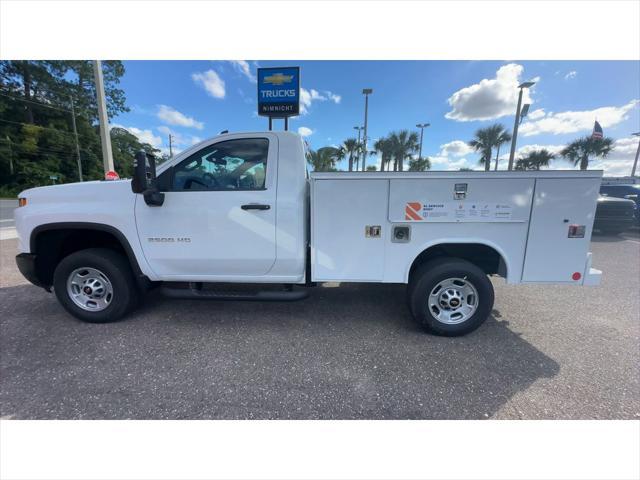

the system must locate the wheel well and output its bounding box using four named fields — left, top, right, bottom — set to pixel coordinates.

left=408, top=243, right=506, bottom=281
left=31, top=225, right=141, bottom=287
